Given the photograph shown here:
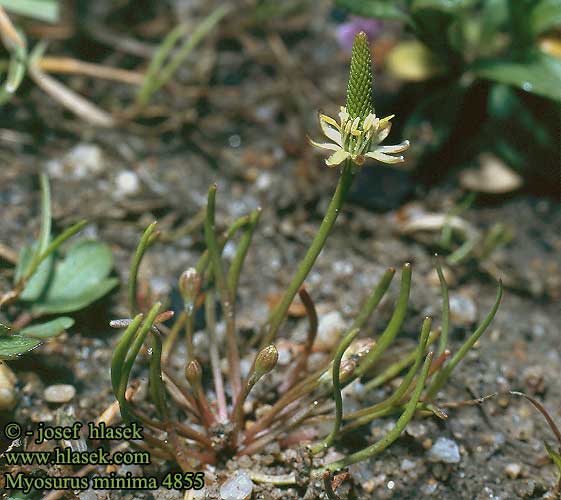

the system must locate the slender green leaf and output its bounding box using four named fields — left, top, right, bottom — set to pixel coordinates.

left=334, top=0, right=411, bottom=22
left=411, top=0, right=477, bottom=12
left=37, top=174, right=51, bottom=256
left=135, top=5, right=229, bottom=108
left=17, top=246, right=54, bottom=301
left=0, top=0, right=59, bottom=23
left=472, top=51, right=561, bottom=102
left=0, top=335, right=41, bottom=360
left=0, top=38, right=26, bottom=105
left=19, top=317, right=74, bottom=339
